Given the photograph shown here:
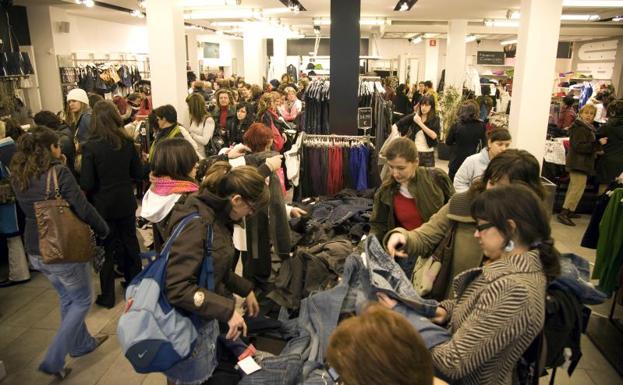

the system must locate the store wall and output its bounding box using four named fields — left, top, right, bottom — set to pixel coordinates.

left=67, top=15, right=149, bottom=55
left=197, top=35, right=244, bottom=75
left=571, top=37, right=623, bottom=97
